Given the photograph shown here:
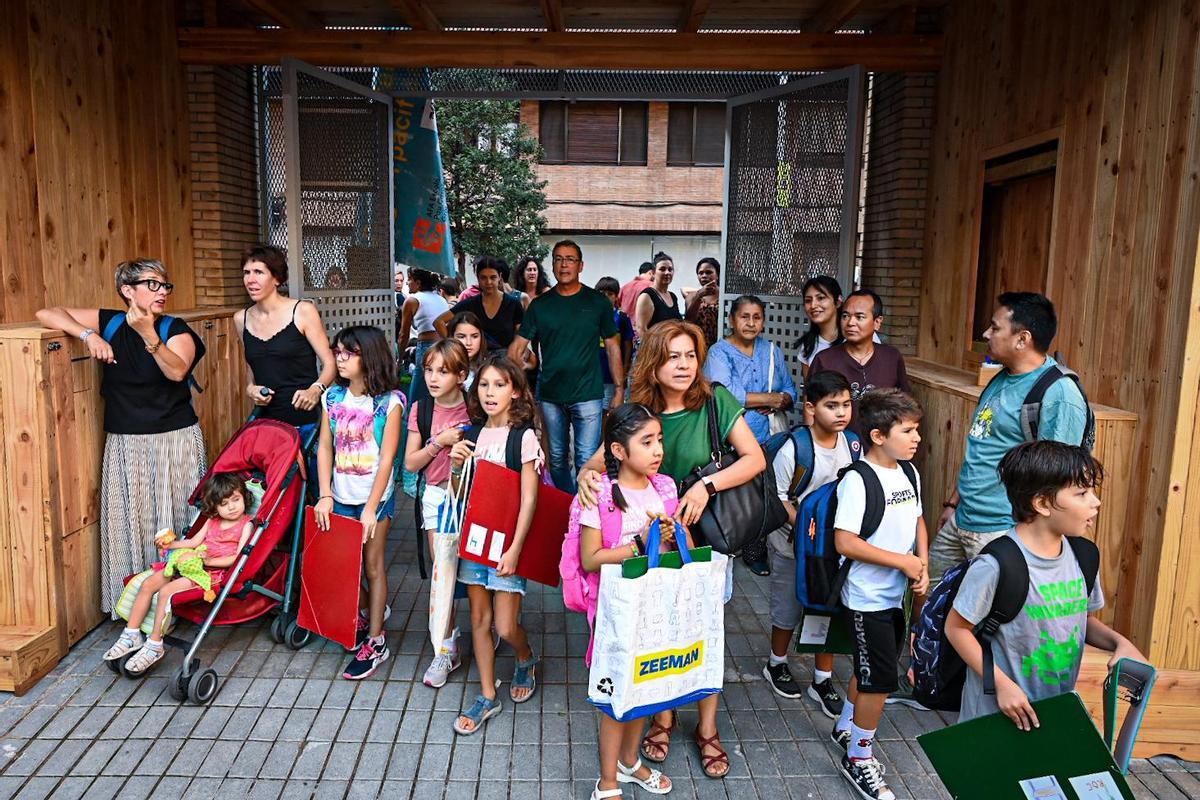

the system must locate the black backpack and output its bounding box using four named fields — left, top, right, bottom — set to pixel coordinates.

left=910, top=535, right=1100, bottom=711
left=985, top=359, right=1096, bottom=451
